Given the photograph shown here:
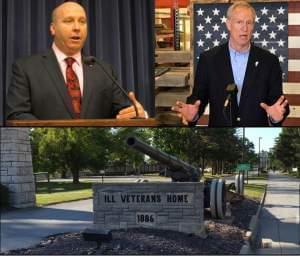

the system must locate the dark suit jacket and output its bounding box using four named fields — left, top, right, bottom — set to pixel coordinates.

left=6, top=50, right=129, bottom=120
left=188, top=43, right=289, bottom=127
